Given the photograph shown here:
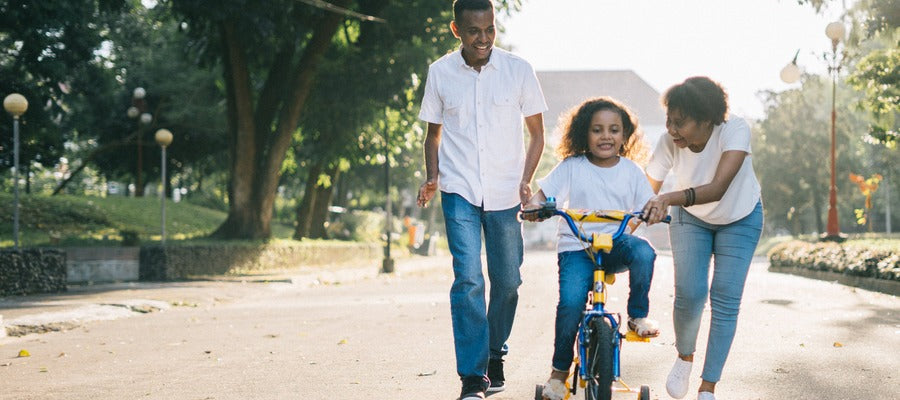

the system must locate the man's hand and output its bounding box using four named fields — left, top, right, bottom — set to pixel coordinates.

left=519, top=181, right=533, bottom=205
left=417, top=180, right=438, bottom=207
